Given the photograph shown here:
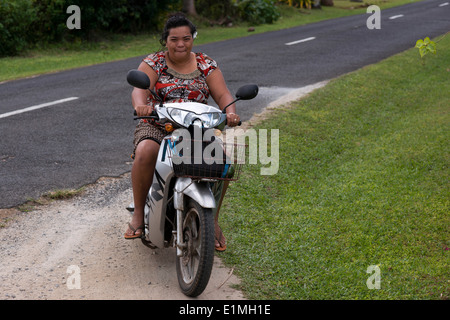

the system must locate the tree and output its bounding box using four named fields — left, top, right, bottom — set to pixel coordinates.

left=183, top=0, right=197, bottom=16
